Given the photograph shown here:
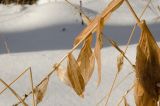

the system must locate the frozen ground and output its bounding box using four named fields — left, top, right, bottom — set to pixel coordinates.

left=0, top=0, right=159, bottom=106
